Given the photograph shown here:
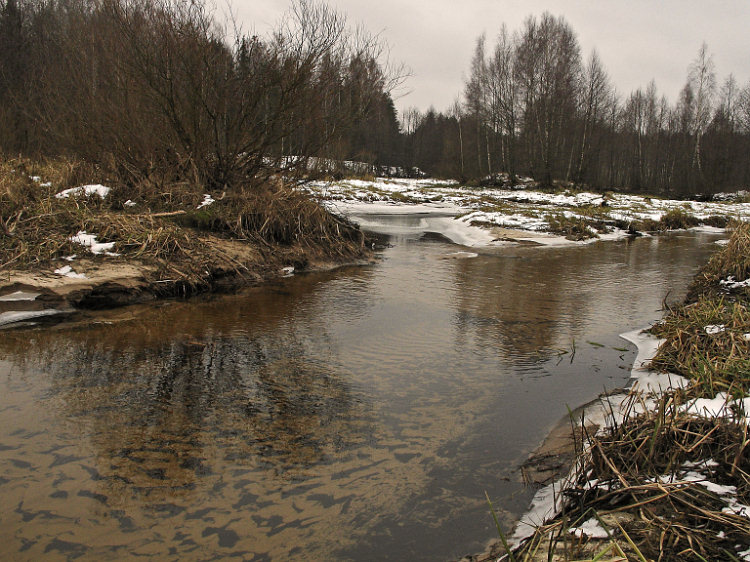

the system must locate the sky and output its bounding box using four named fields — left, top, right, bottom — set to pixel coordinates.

left=233, top=0, right=750, bottom=116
